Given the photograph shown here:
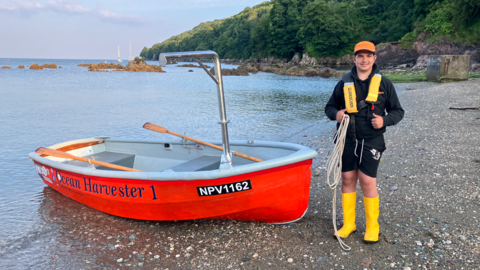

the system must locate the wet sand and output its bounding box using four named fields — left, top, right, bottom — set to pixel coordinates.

left=1, top=79, right=479, bottom=269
